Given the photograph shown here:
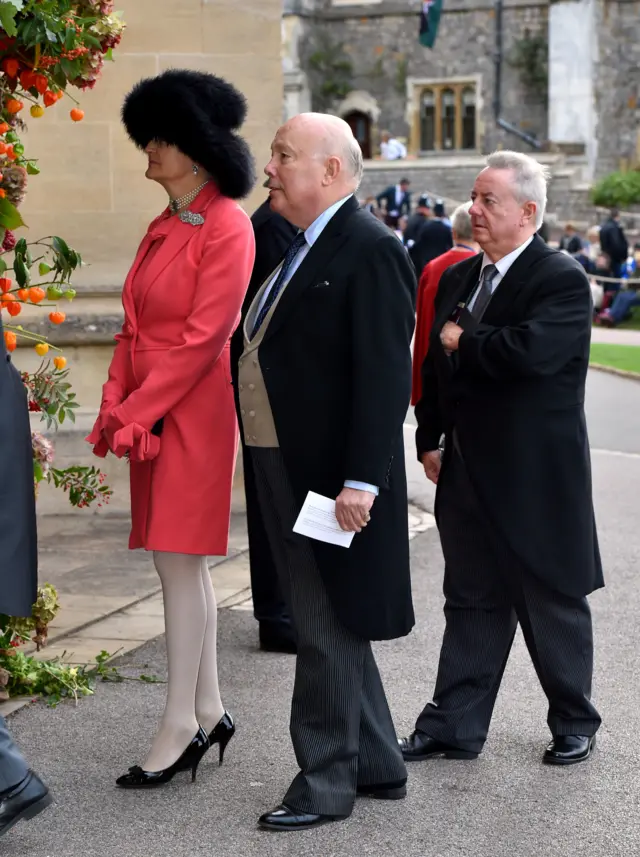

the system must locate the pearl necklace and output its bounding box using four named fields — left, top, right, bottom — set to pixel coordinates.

left=169, top=180, right=210, bottom=215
